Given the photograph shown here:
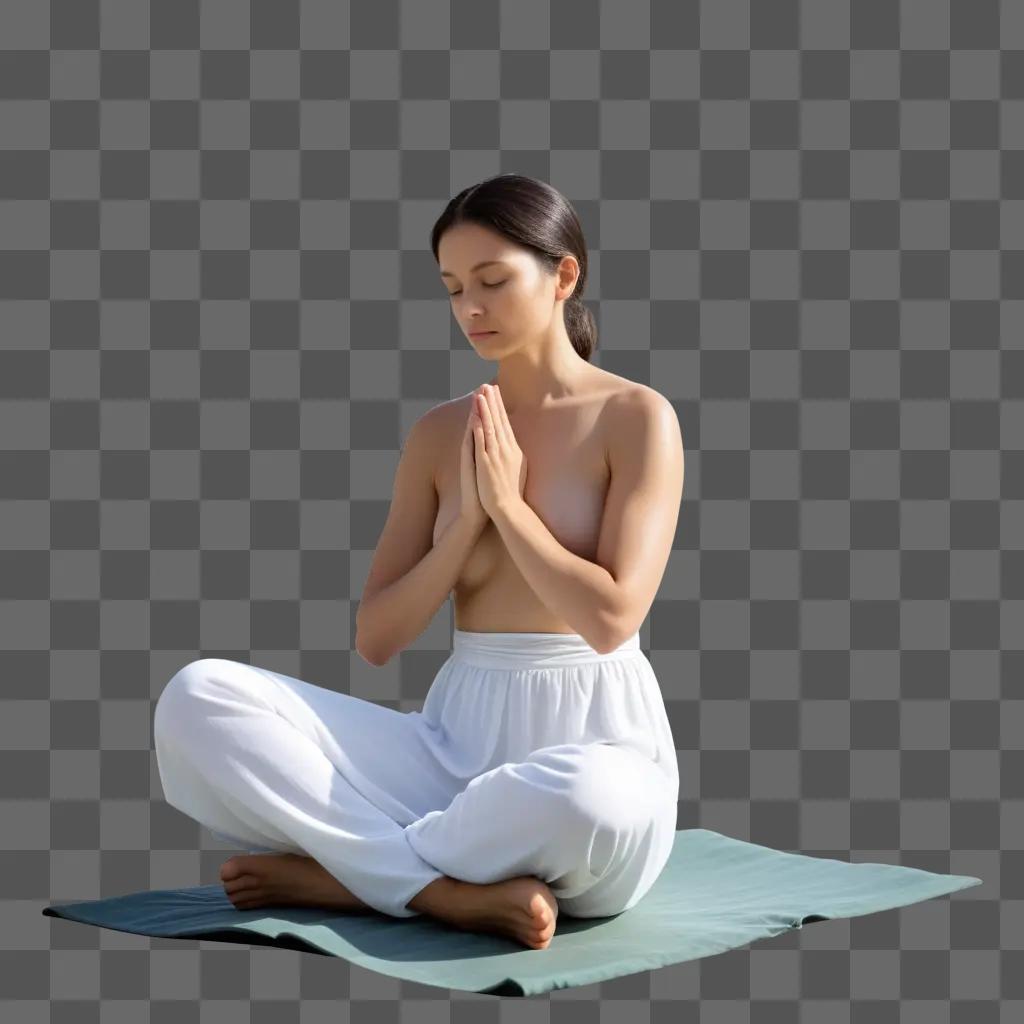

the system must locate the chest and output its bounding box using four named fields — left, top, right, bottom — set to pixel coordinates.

left=432, top=402, right=611, bottom=565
